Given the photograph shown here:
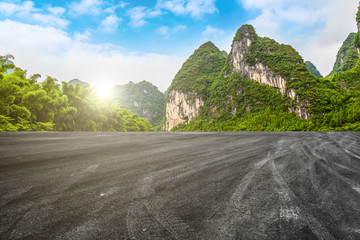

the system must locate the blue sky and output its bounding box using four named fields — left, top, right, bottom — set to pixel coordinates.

left=0, top=0, right=358, bottom=91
